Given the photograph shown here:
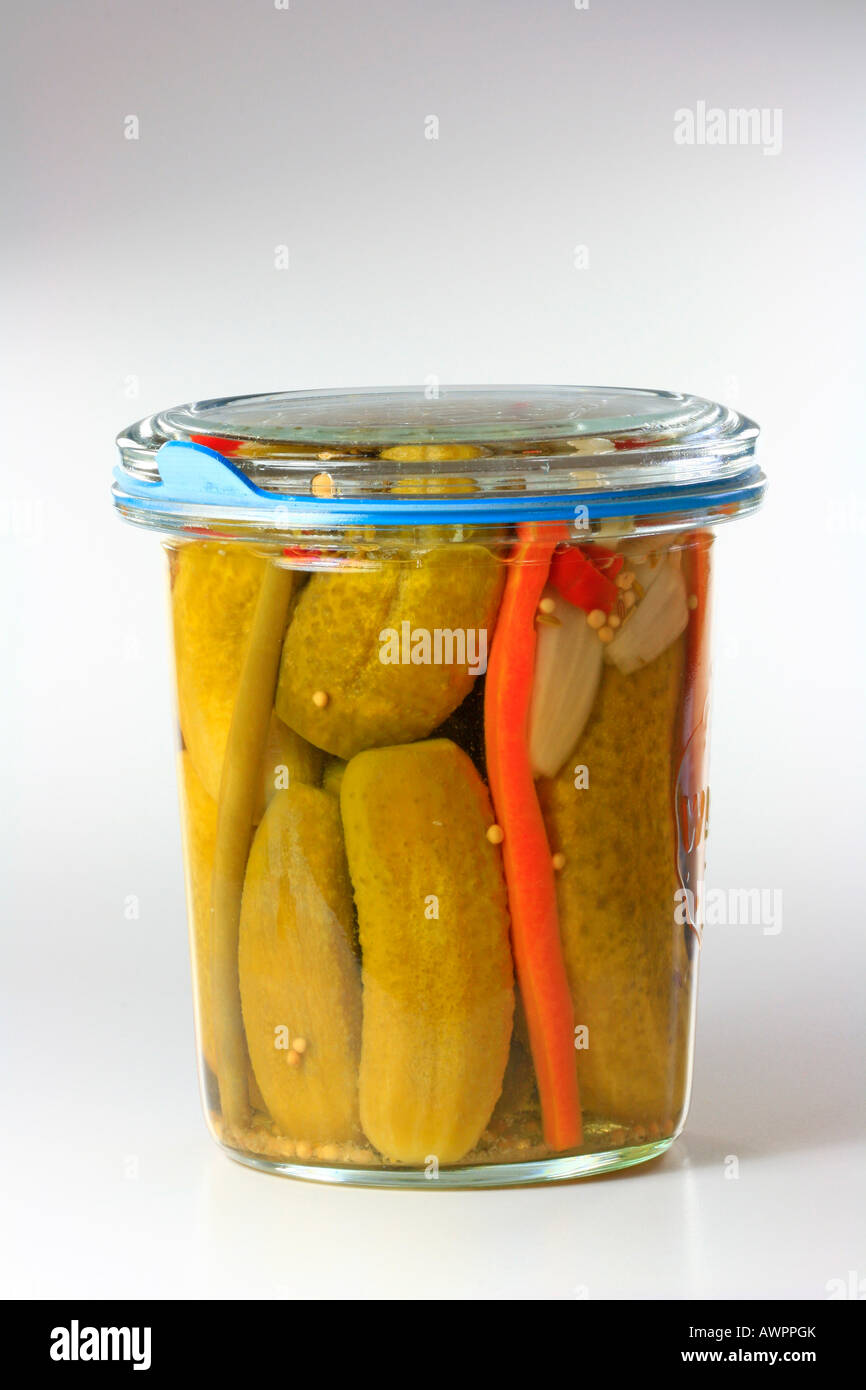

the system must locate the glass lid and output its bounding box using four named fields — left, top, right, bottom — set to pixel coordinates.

left=113, top=385, right=764, bottom=536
